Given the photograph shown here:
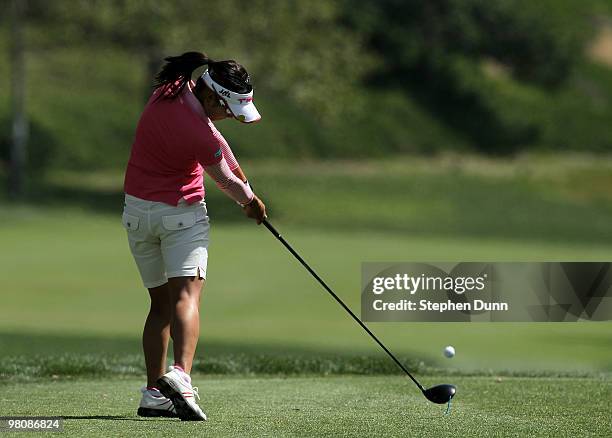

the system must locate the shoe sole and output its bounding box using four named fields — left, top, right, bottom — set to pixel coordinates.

left=137, top=407, right=177, bottom=418
left=157, top=376, right=206, bottom=421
